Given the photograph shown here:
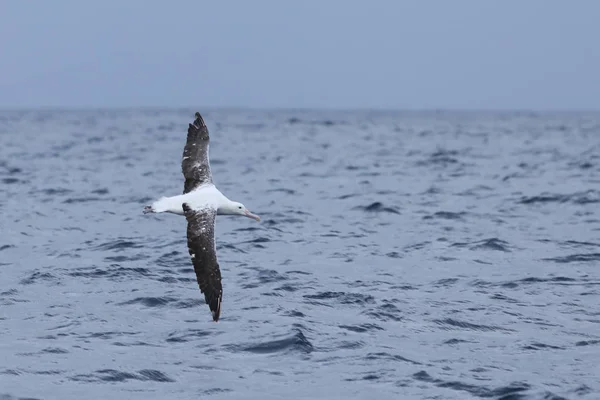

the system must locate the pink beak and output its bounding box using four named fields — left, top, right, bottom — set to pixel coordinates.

left=245, top=210, right=261, bottom=221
